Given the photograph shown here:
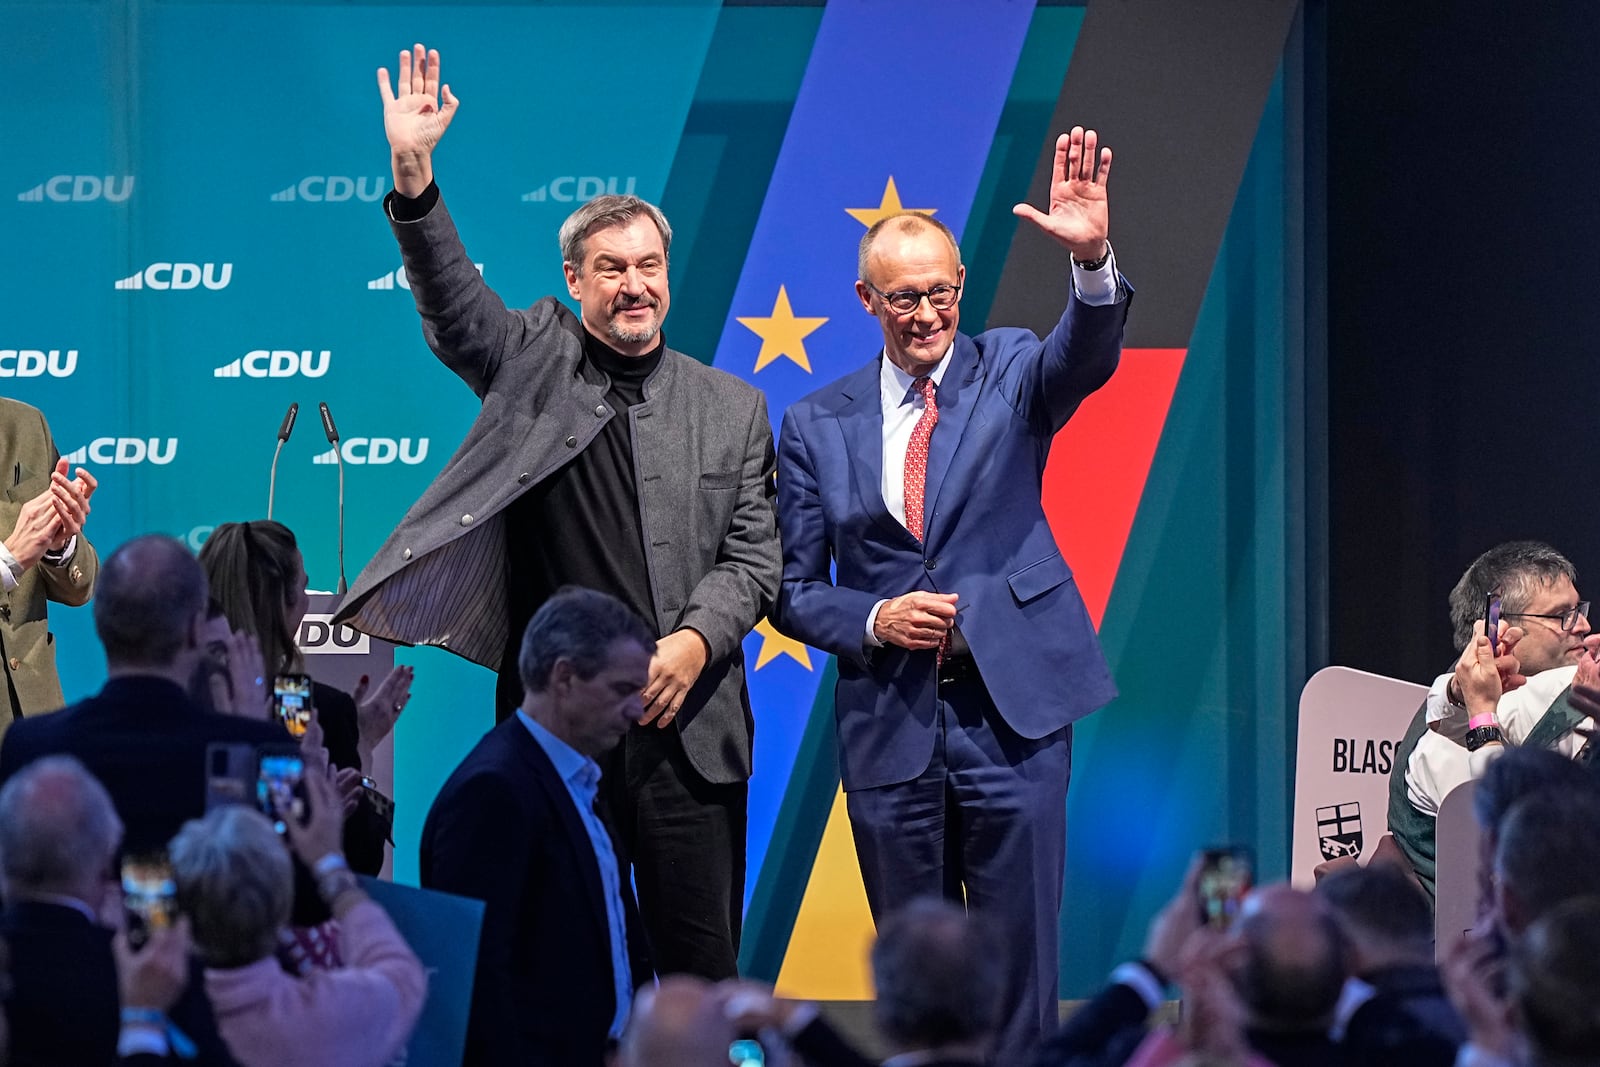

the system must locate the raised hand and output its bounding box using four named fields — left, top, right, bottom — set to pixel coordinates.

left=1012, top=126, right=1112, bottom=262
left=377, top=43, right=460, bottom=197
